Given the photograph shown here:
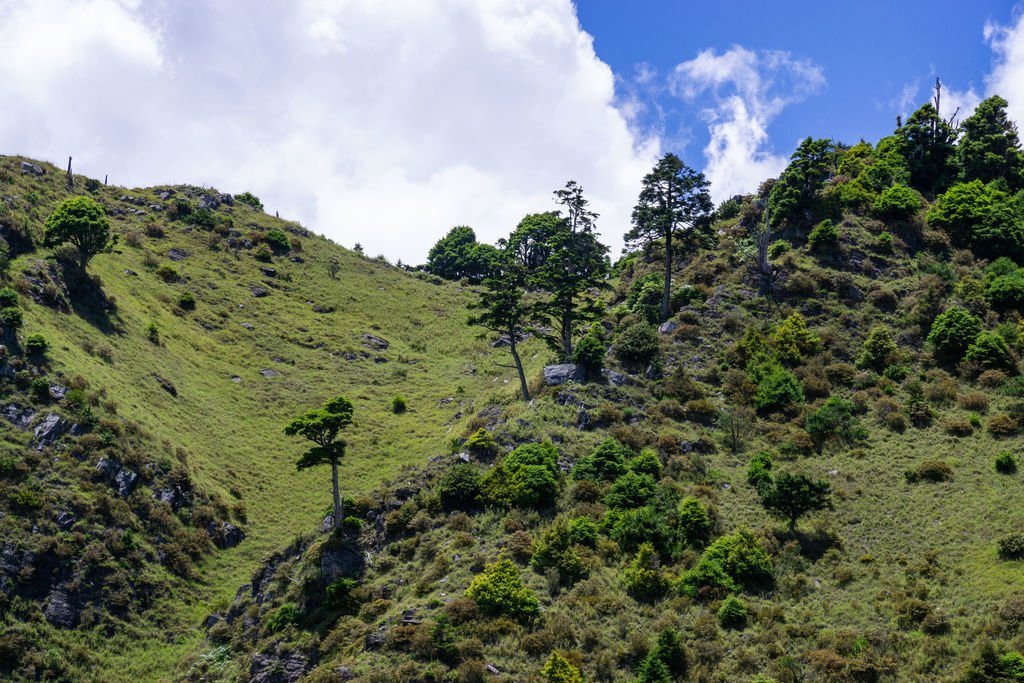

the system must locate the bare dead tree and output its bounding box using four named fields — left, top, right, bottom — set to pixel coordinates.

left=66, top=156, right=74, bottom=189
left=751, top=199, right=774, bottom=296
